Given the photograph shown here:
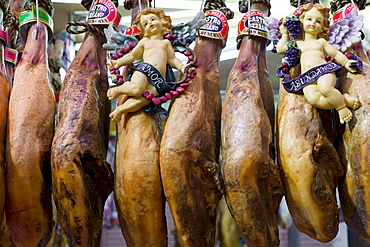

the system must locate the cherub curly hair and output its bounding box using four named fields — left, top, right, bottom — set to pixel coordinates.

left=299, top=3, right=330, bottom=40
left=134, top=8, right=172, bottom=38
